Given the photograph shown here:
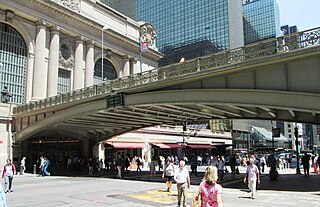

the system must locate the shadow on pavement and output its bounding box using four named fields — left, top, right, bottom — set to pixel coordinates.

left=224, top=173, right=320, bottom=192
